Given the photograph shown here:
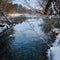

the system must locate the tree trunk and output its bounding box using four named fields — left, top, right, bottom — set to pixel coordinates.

left=44, top=0, right=53, bottom=14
